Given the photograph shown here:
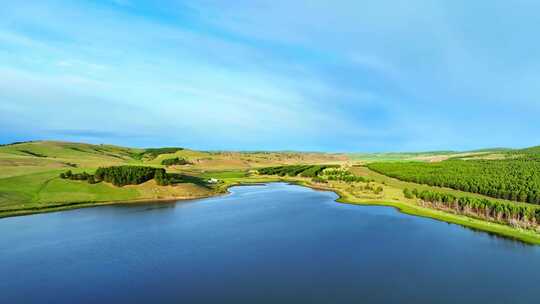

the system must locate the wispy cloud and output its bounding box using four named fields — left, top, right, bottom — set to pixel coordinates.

left=1, top=1, right=540, bottom=151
